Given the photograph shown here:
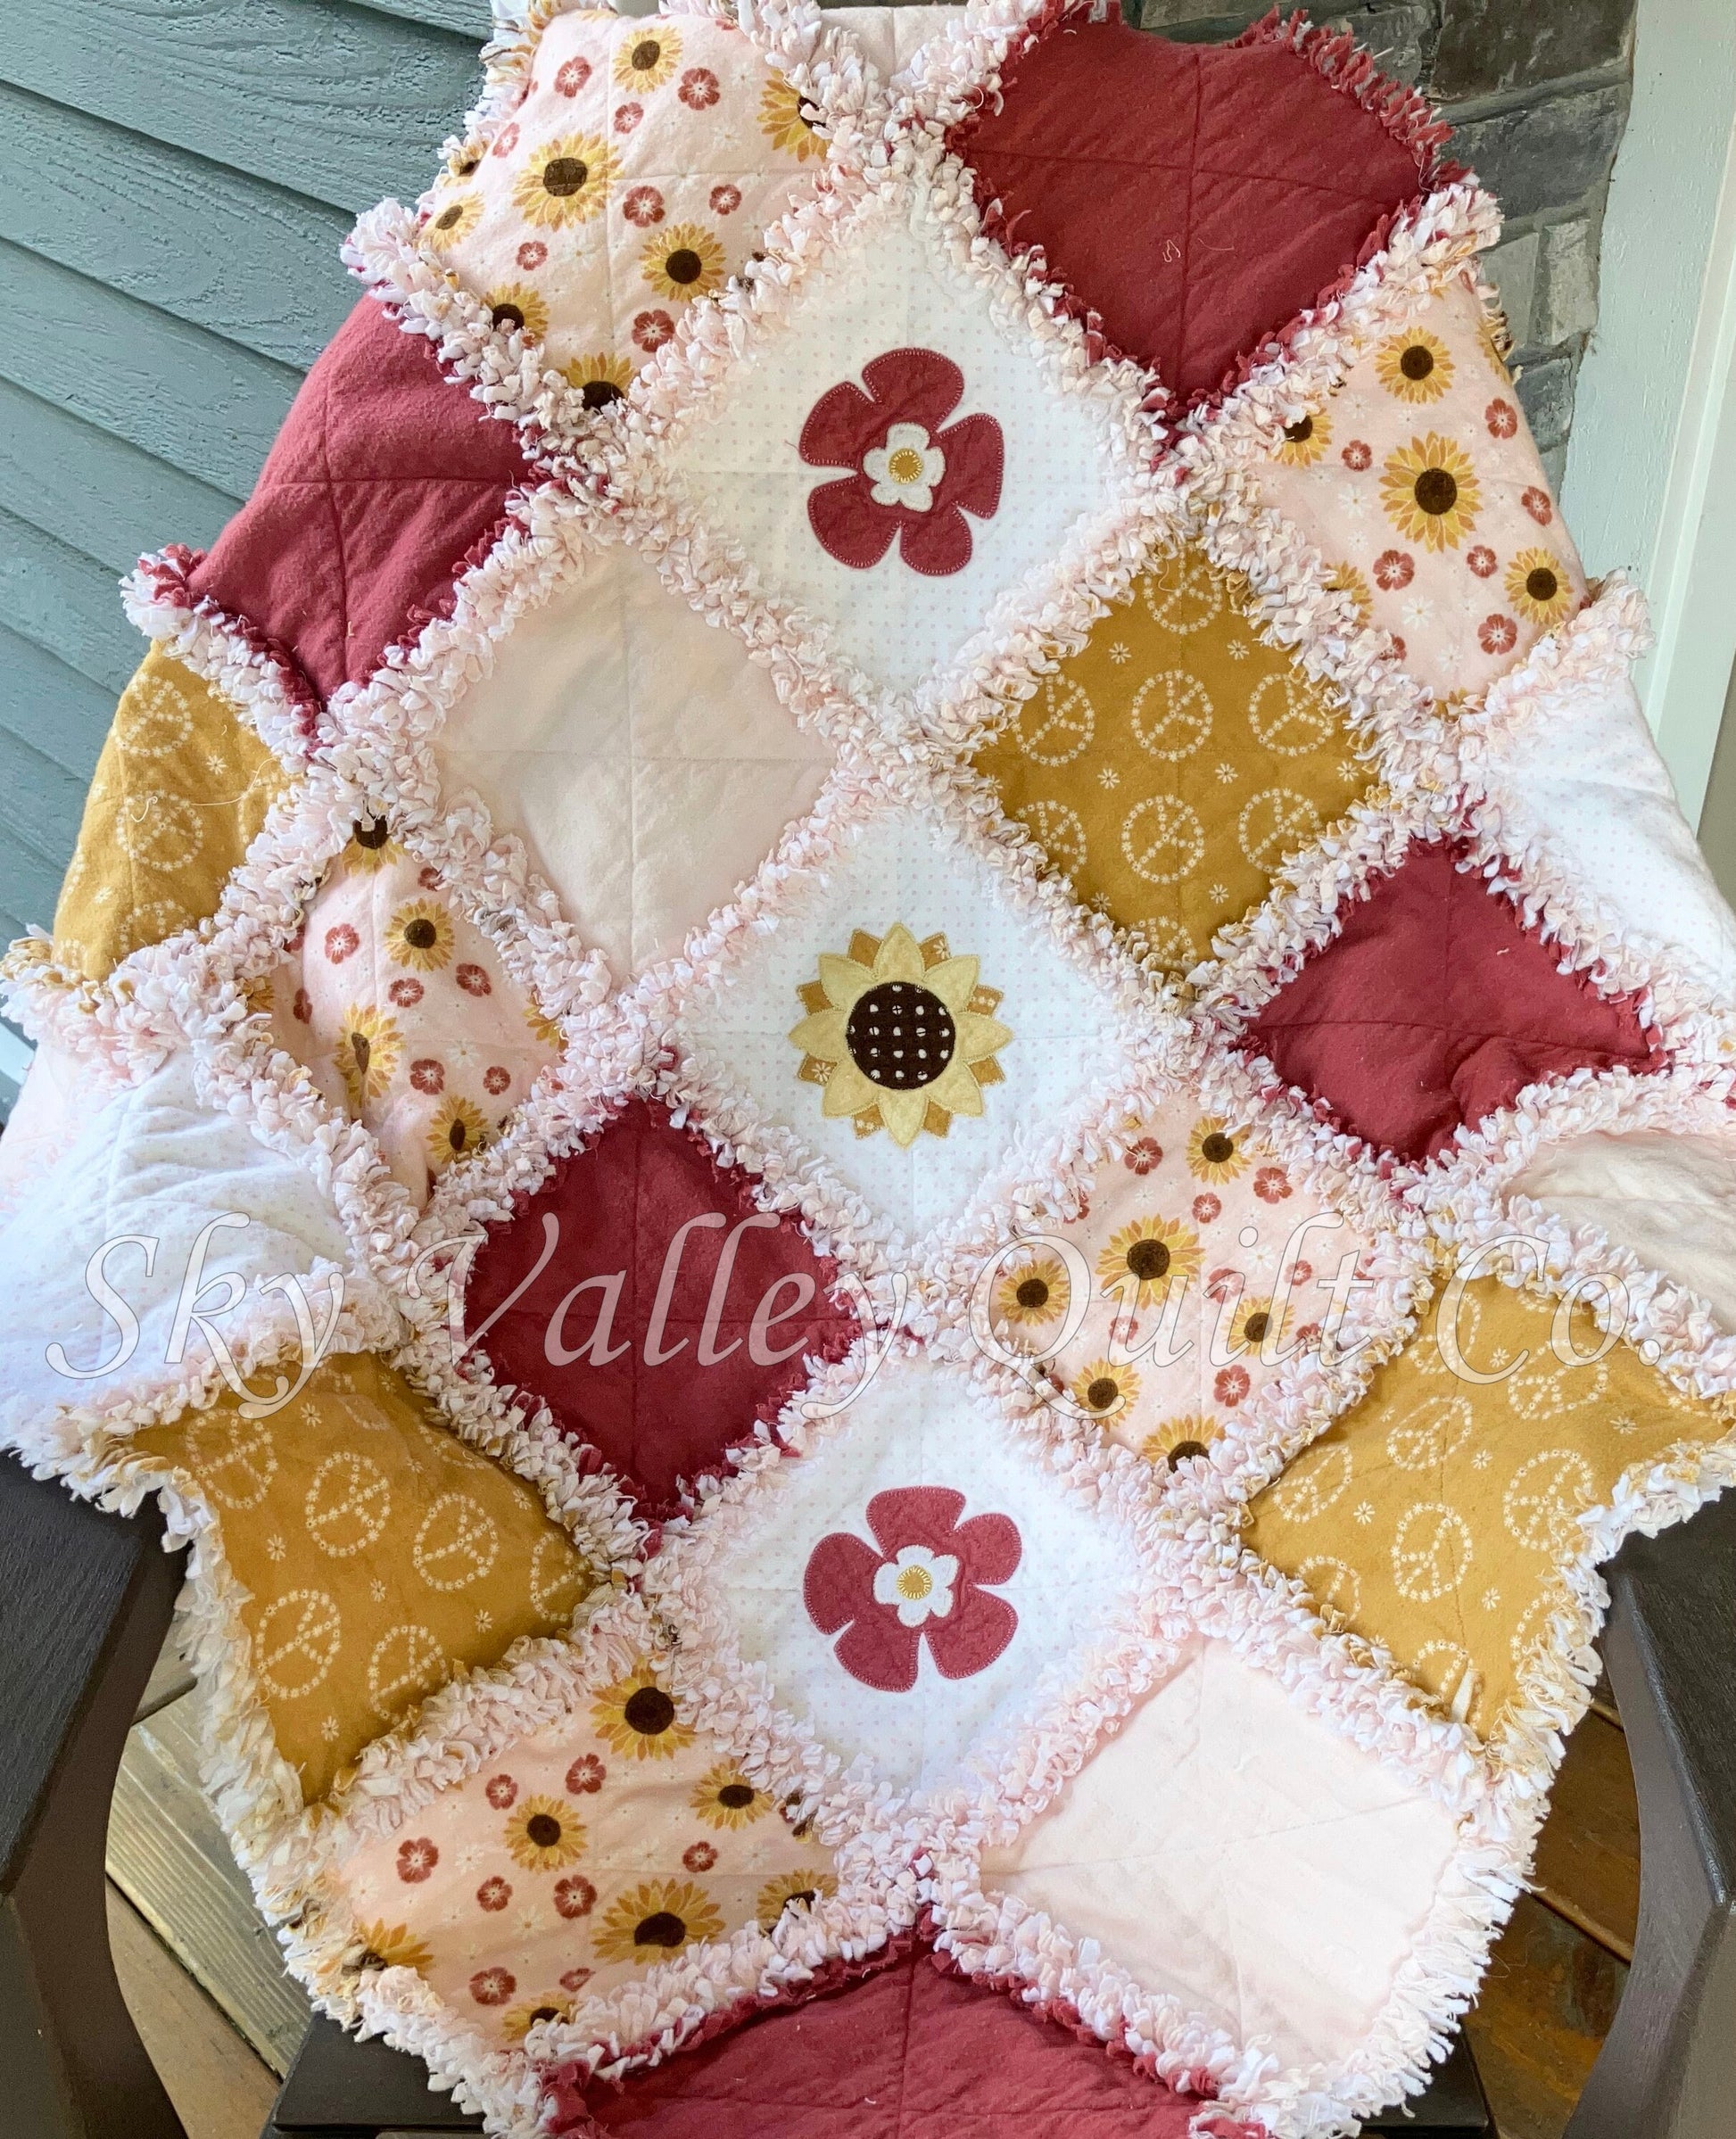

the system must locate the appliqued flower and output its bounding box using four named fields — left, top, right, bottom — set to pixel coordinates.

left=592, top=1878, right=723, bottom=1963
left=1094, top=1215, right=1201, bottom=1307
left=1478, top=613, right=1518, bottom=655
left=683, top=1841, right=717, bottom=1871
left=426, top=1094, right=490, bottom=1171
left=641, top=221, right=725, bottom=301
left=590, top=1663, right=693, bottom=1760
left=513, top=135, right=617, bottom=228
left=555, top=54, right=591, bottom=97
left=756, top=1868, right=839, bottom=1932
left=423, top=191, right=481, bottom=251
left=502, top=1794, right=585, bottom=1871
left=758, top=72, right=825, bottom=161
left=804, top=1485, right=1021, bottom=1692
left=484, top=283, right=549, bottom=341
left=1505, top=547, right=1574, bottom=627
left=384, top=899, right=454, bottom=971
left=799, top=350, right=1004, bottom=577
left=1214, top=1364, right=1252, bottom=1407
left=337, top=1005, right=401, bottom=1106
left=690, top=1762, right=773, bottom=1829
left=1140, top=1413, right=1222, bottom=1470
left=1466, top=544, right=1498, bottom=578
left=1186, top=1118, right=1250, bottom=1182
left=1375, top=329, right=1453, bottom=403
left=501, top=1994, right=572, bottom=2042
left=1192, top=1191, right=1221, bottom=1225
left=1380, top=434, right=1482, bottom=550
left=995, top=1253, right=1069, bottom=1329
left=1252, top=1164, right=1292, bottom=1203
left=615, top=25, right=681, bottom=91
left=1273, top=407, right=1330, bottom=464
left=1372, top=548, right=1415, bottom=591
left=789, top=921, right=1012, bottom=1147
left=632, top=308, right=674, bottom=353
left=679, top=66, right=720, bottom=109
left=476, top=1876, right=511, bottom=1912
left=1522, top=486, right=1555, bottom=526
left=484, top=1773, right=517, bottom=1809
left=352, top=1920, right=434, bottom=1973
left=1342, top=438, right=1374, bottom=471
